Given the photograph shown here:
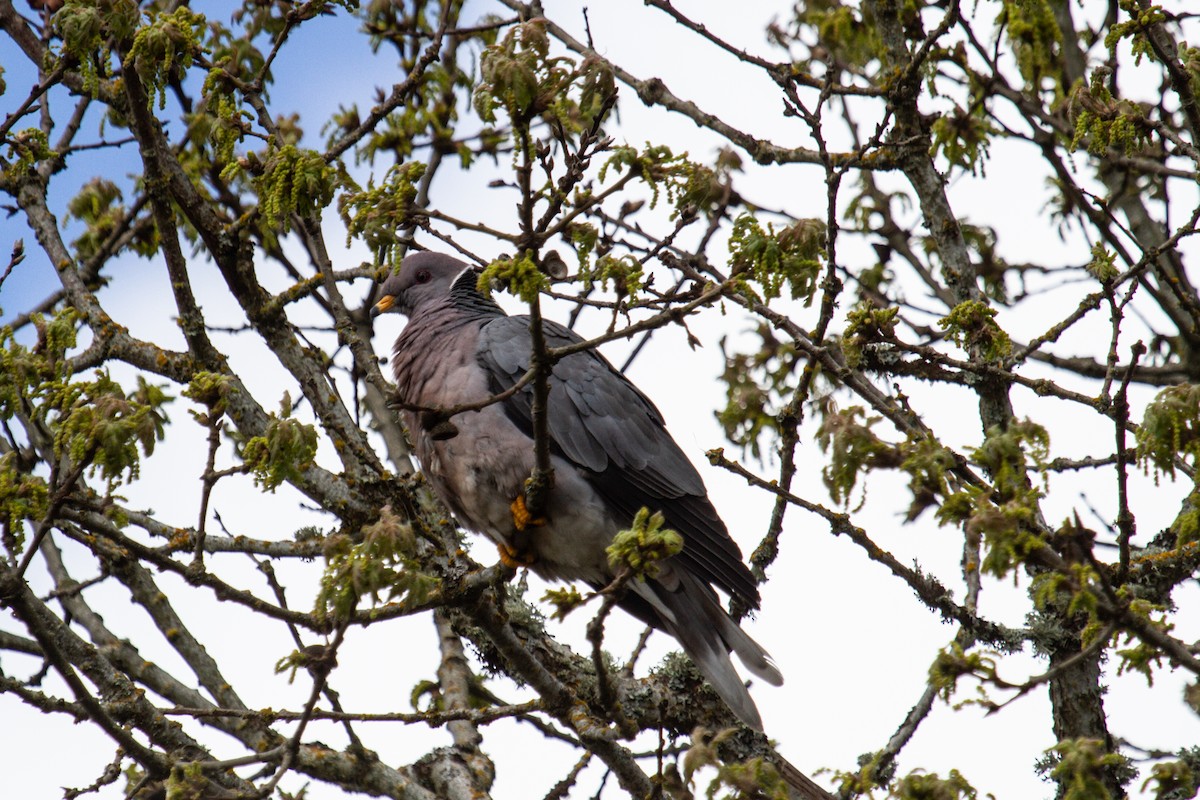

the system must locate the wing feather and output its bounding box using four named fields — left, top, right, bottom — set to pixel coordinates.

left=476, top=316, right=759, bottom=607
